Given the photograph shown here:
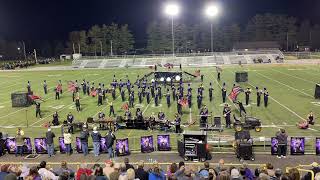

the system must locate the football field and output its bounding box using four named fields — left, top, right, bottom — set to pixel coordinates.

left=0, top=64, right=320, bottom=150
